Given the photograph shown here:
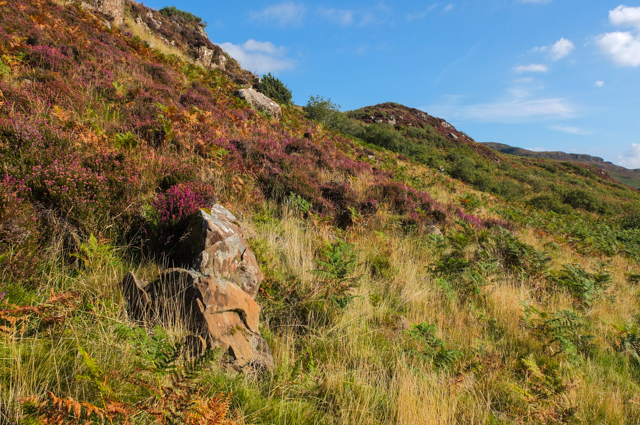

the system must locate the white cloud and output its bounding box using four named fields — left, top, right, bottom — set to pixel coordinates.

left=442, top=4, right=454, bottom=13
left=596, top=5, right=640, bottom=67
left=463, top=98, right=573, bottom=121
left=550, top=125, right=590, bottom=135
left=514, top=64, right=549, bottom=73
left=518, top=0, right=552, bottom=3
left=595, top=80, right=605, bottom=87
left=596, top=31, right=640, bottom=66
left=425, top=90, right=575, bottom=123
left=319, top=8, right=354, bottom=26
left=618, top=143, right=640, bottom=168
left=249, top=2, right=306, bottom=27
left=609, top=5, right=640, bottom=29
left=535, top=38, right=574, bottom=60
left=219, top=40, right=296, bottom=74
